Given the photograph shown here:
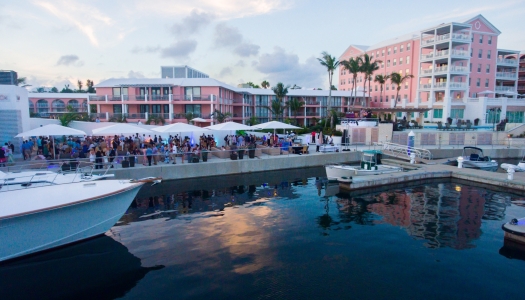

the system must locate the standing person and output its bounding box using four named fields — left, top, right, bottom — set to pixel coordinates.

left=152, top=145, right=158, bottom=165
left=311, top=131, right=316, bottom=145
left=316, top=131, right=322, bottom=152
left=145, top=145, right=153, bottom=166
left=170, top=144, right=178, bottom=164
left=0, top=146, right=5, bottom=167
left=95, top=147, right=103, bottom=169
